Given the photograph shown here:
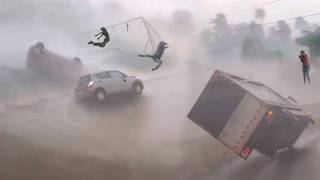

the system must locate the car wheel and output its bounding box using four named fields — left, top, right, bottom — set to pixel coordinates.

left=95, top=89, right=106, bottom=101
left=132, top=82, right=143, bottom=95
